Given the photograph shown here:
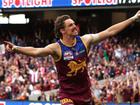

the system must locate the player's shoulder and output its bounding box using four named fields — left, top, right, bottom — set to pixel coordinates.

left=81, top=34, right=94, bottom=44
left=46, top=42, right=59, bottom=48
left=45, top=42, right=61, bottom=61
left=81, top=34, right=92, bottom=40
left=81, top=33, right=100, bottom=43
